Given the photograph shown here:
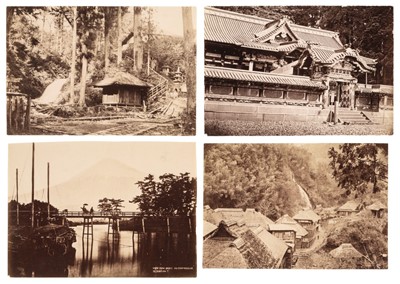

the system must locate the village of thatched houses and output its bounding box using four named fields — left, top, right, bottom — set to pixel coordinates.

left=203, top=200, right=387, bottom=269
left=203, top=206, right=321, bottom=269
